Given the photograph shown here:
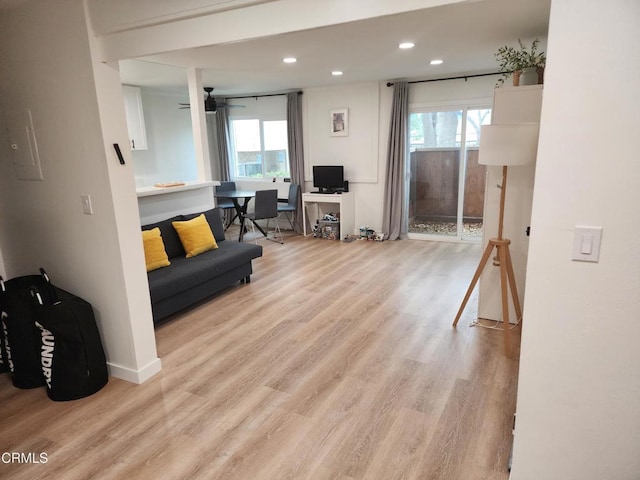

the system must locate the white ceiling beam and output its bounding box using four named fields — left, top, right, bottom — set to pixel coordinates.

left=93, top=0, right=467, bottom=61
left=87, top=0, right=276, bottom=36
